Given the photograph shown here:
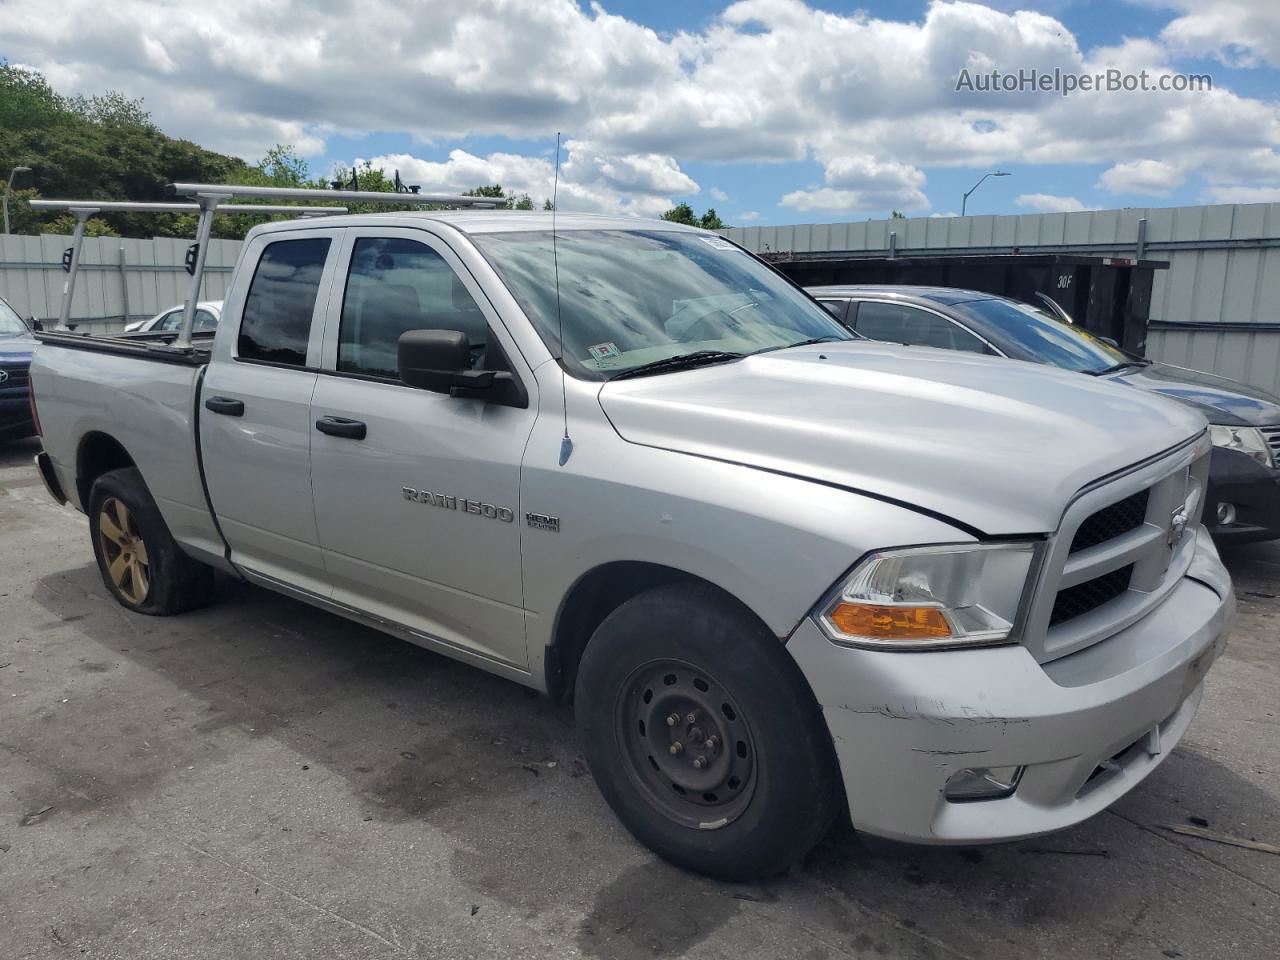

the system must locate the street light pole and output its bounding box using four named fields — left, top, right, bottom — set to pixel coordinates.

left=3, top=166, right=32, bottom=235
left=961, top=170, right=1010, bottom=217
